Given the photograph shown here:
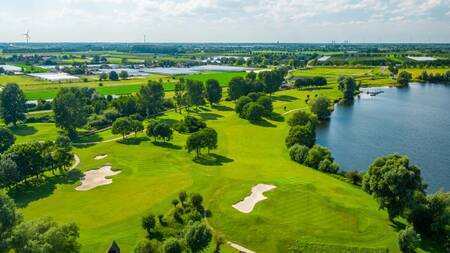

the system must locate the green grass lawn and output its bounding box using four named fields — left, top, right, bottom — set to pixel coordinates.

left=8, top=84, right=413, bottom=253
left=178, top=71, right=248, bottom=87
